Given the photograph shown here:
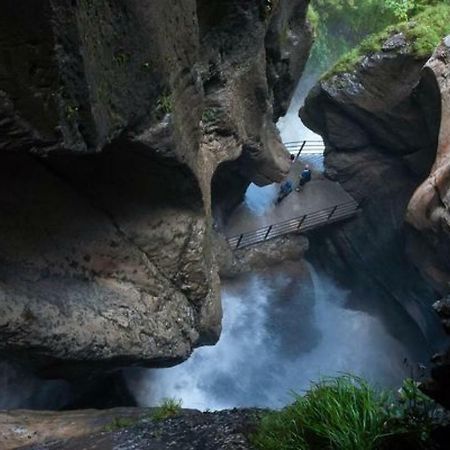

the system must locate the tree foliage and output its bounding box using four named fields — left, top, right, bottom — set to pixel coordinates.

left=307, top=0, right=447, bottom=76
